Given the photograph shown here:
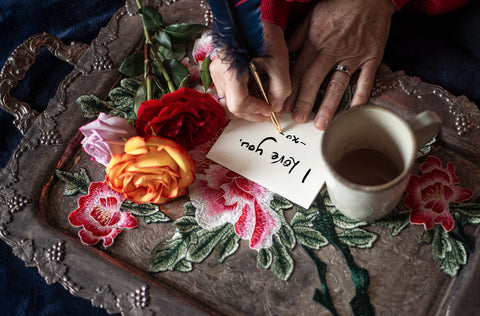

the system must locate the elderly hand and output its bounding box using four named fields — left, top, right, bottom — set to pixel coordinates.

left=285, top=0, right=397, bottom=130
left=210, top=22, right=291, bottom=121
